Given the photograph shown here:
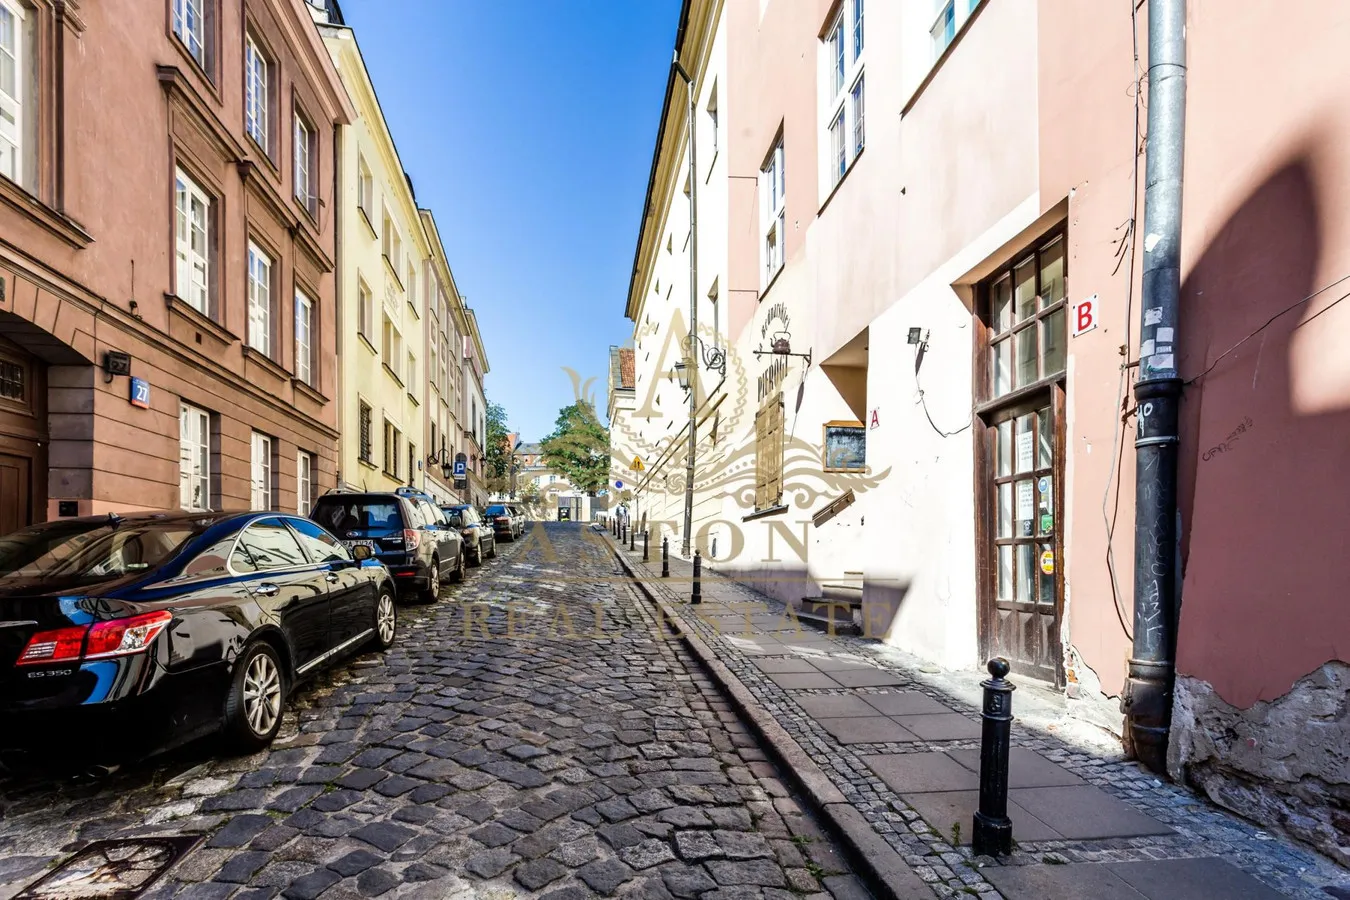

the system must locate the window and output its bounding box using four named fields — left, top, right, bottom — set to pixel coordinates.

left=931, top=0, right=978, bottom=58
left=174, top=168, right=211, bottom=315
left=383, top=420, right=400, bottom=478
left=357, top=277, right=373, bottom=342
left=296, top=450, right=313, bottom=514
left=246, top=242, right=272, bottom=356
left=235, top=518, right=306, bottom=571
left=358, top=402, right=373, bottom=464
left=986, top=235, right=1066, bottom=399
left=760, top=136, right=785, bottom=284
left=287, top=517, right=348, bottom=563
left=357, top=154, right=373, bottom=221
left=407, top=443, right=415, bottom=486
left=171, top=0, right=206, bottom=69
left=382, top=214, right=402, bottom=274
left=822, top=0, right=864, bottom=190
left=294, top=289, right=313, bottom=386
left=754, top=394, right=785, bottom=510
left=429, top=338, right=438, bottom=396
left=0, top=0, right=26, bottom=186
left=244, top=34, right=269, bottom=152
left=179, top=403, right=211, bottom=511
left=407, top=352, right=416, bottom=397
left=293, top=112, right=315, bottom=213
left=407, top=262, right=417, bottom=311
left=381, top=315, right=402, bottom=382
left=708, top=278, right=720, bottom=348
left=250, top=431, right=274, bottom=511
